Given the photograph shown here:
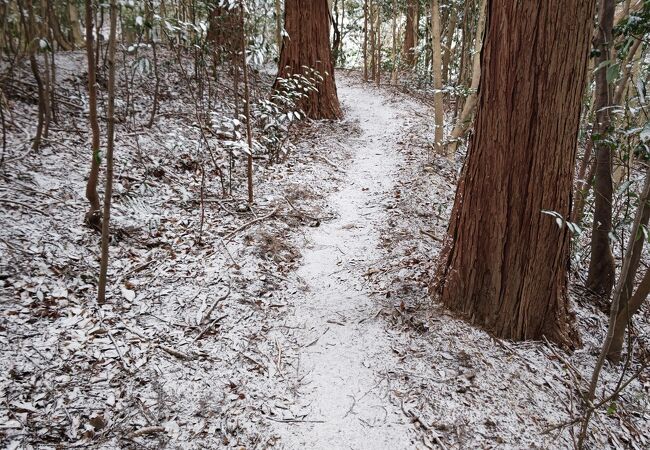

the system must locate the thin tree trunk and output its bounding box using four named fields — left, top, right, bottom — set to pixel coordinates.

left=275, top=0, right=282, bottom=55
left=20, top=0, right=47, bottom=152
left=446, top=0, right=486, bottom=154
left=369, top=0, right=376, bottom=82
left=47, top=1, right=73, bottom=51
left=431, top=0, right=443, bottom=154
left=441, top=6, right=456, bottom=85
left=241, top=2, right=254, bottom=204
left=608, top=268, right=650, bottom=361
left=433, top=0, right=595, bottom=345
left=97, top=0, right=118, bottom=304
left=84, top=0, right=102, bottom=229
left=579, top=168, right=650, bottom=447
left=607, top=169, right=650, bottom=362
left=454, top=0, right=470, bottom=120
left=572, top=137, right=595, bottom=224
left=613, top=37, right=642, bottom=106
left=391, top=0, right=398, bottom=84
left=375, top=3, right=381, bottom=87
left=587, top=0, right=617, bottom=297
left=363, top=0, right=368, bottom=81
